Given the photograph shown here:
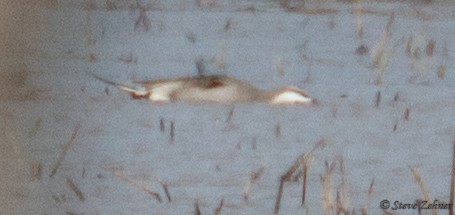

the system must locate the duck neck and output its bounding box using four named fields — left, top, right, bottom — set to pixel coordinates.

left=257, top=89, right=279, bottom=102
